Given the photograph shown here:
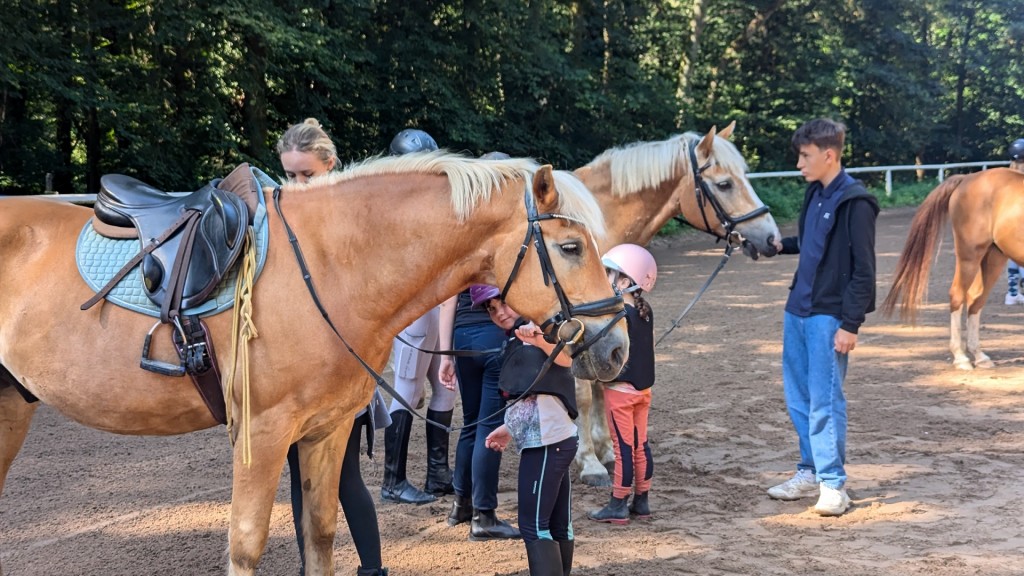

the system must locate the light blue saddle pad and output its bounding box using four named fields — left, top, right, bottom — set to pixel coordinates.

left=75, top=166, right=276, bottom=318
